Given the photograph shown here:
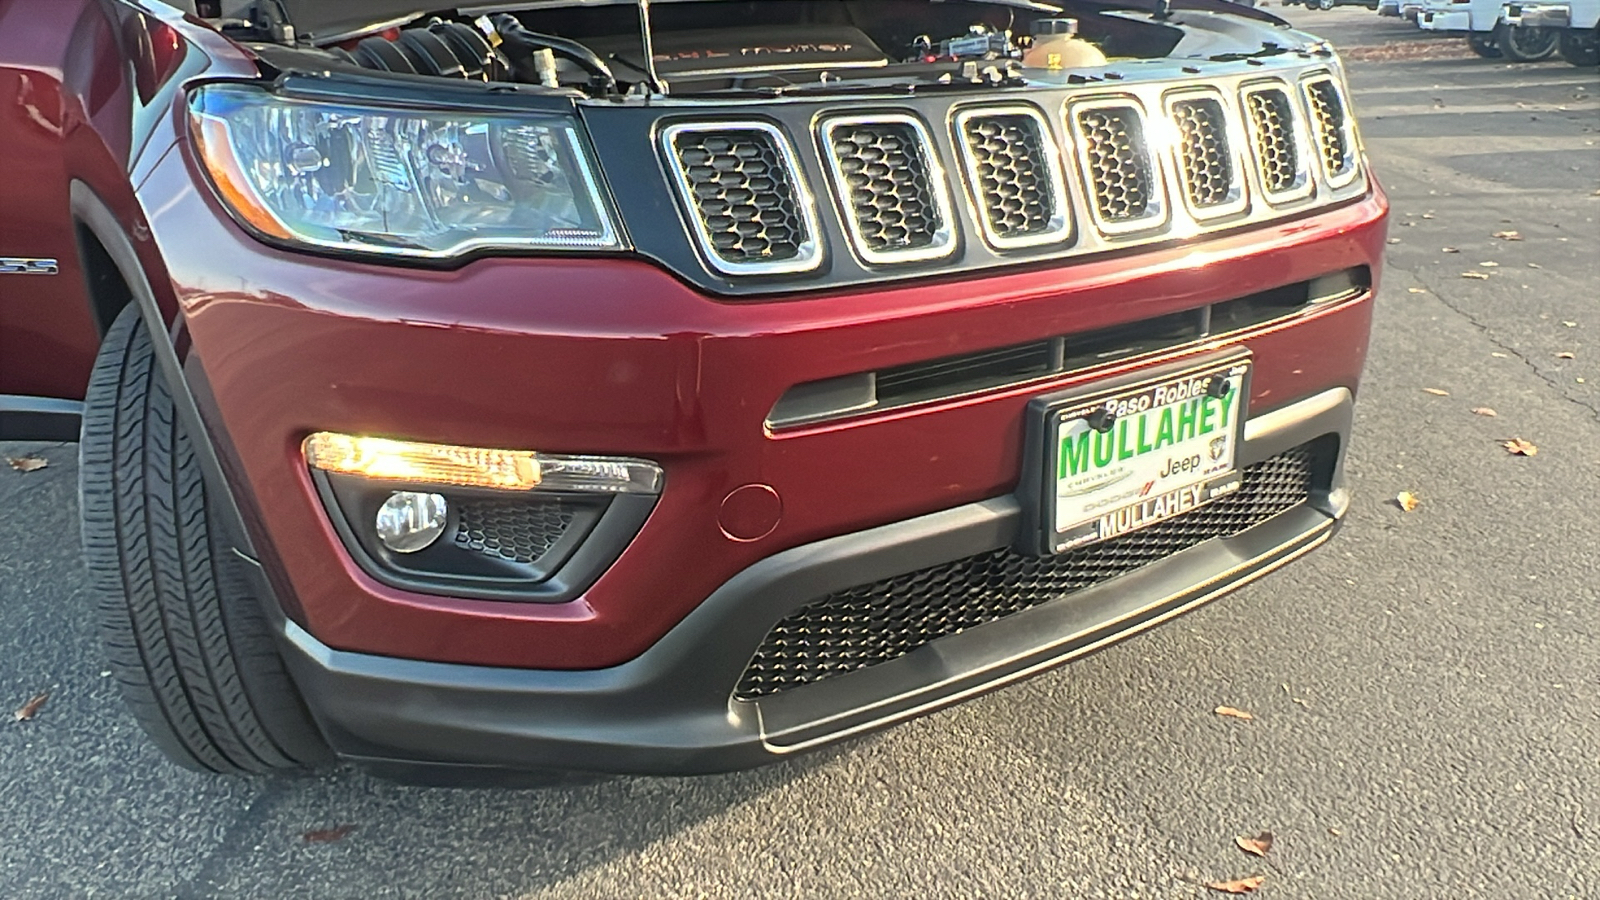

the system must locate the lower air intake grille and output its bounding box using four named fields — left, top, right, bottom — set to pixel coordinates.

left=734, top=443, right=1322, bottom=700
left=1170, top=97, right=1236, bottom=210
left=1304, top=79, right=1355, bottom=181
left=959, top=113, right=1060, bottom=243
left=1244, top=88, right=1304, bottom=197
left=668, top=126, right=811, bottom=270
left=826, top=118, right=946, bottom=258
left=454, top=498, right=576, bottom=565
left=1076, top=105, right=1157, bottom=224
